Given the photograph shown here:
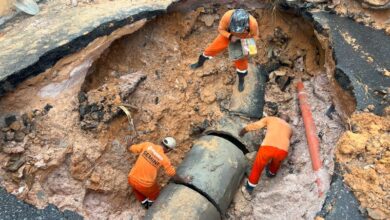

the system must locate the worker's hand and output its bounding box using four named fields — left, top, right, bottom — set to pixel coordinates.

left=172, top=175, right=193, bottom=184
left=239, top=128, right=247, bottom=137
left=230, top=36, right=240, bottom=43
left=184, top=175, right=193, bottom=184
